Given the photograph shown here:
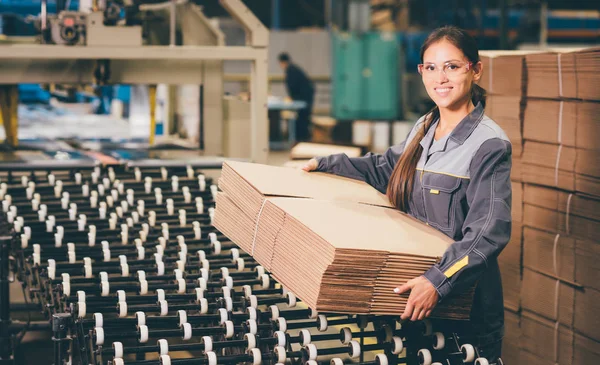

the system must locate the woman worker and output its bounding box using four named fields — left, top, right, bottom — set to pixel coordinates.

left=303, top=26, right=511, bottom=363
